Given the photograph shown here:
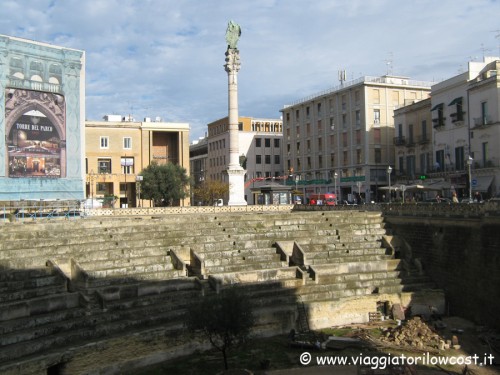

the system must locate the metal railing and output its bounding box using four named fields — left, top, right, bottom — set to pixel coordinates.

left=1, top=200, right=83, bottom=222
